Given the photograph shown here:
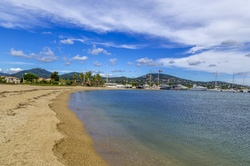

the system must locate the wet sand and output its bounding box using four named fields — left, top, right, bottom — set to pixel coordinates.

left=0, top=84, right=107, bottom=166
